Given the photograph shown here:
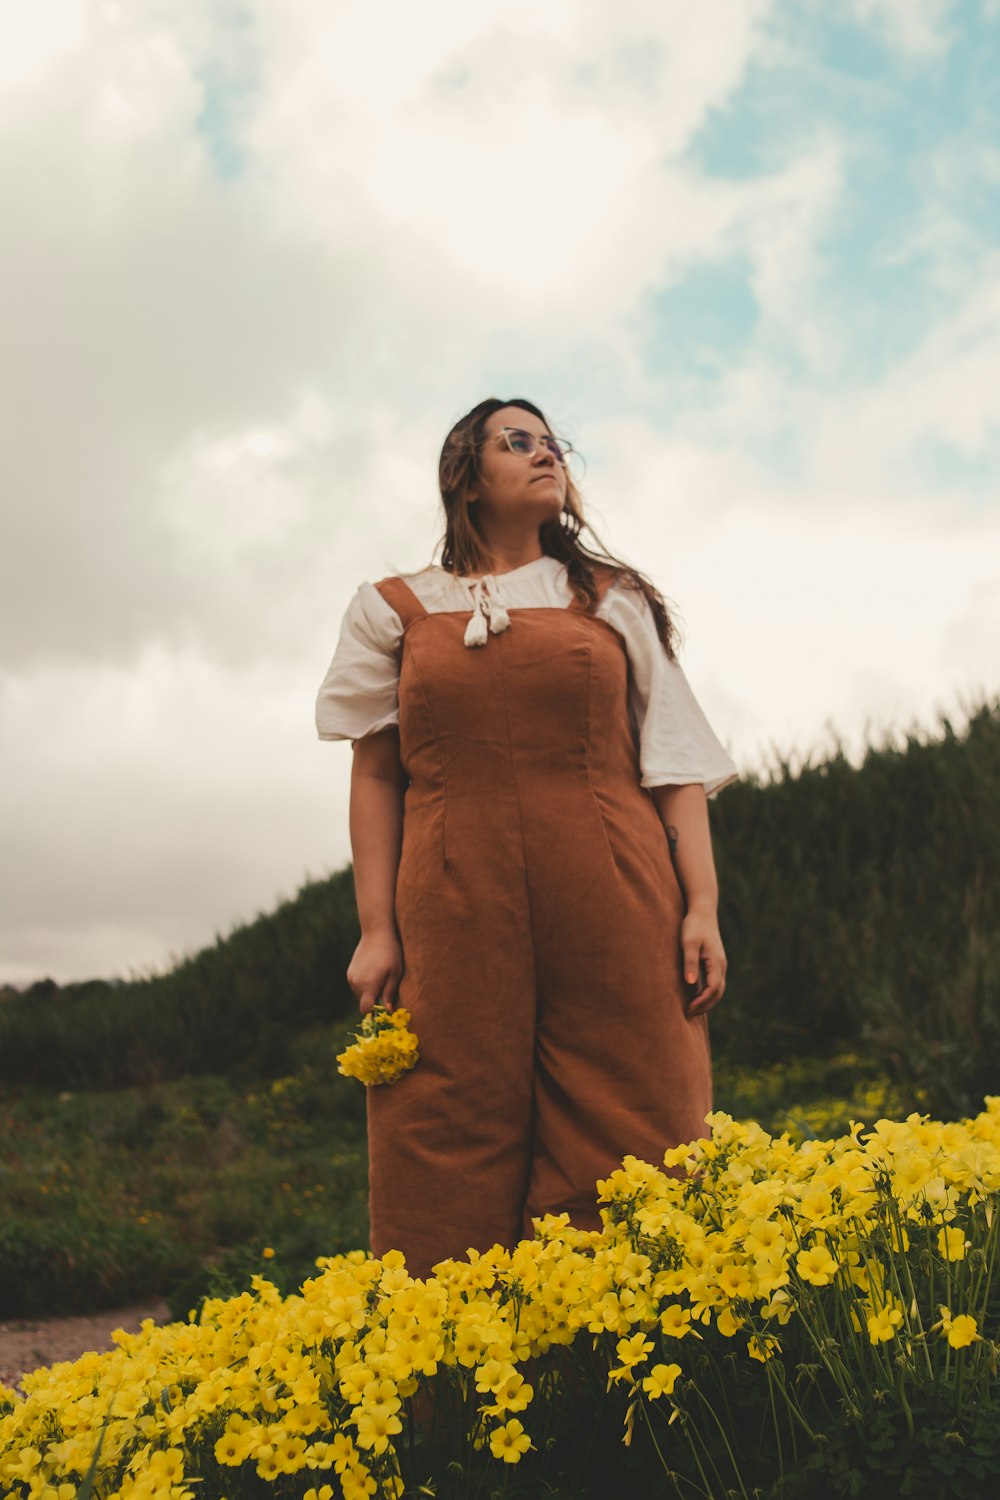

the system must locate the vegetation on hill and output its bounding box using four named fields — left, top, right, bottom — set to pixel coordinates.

left=712, top=696, right=1000, bottom=1116
left=2, top=696, right=997, bottom=1117
left=0, top=869, right=359, bottom=1092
